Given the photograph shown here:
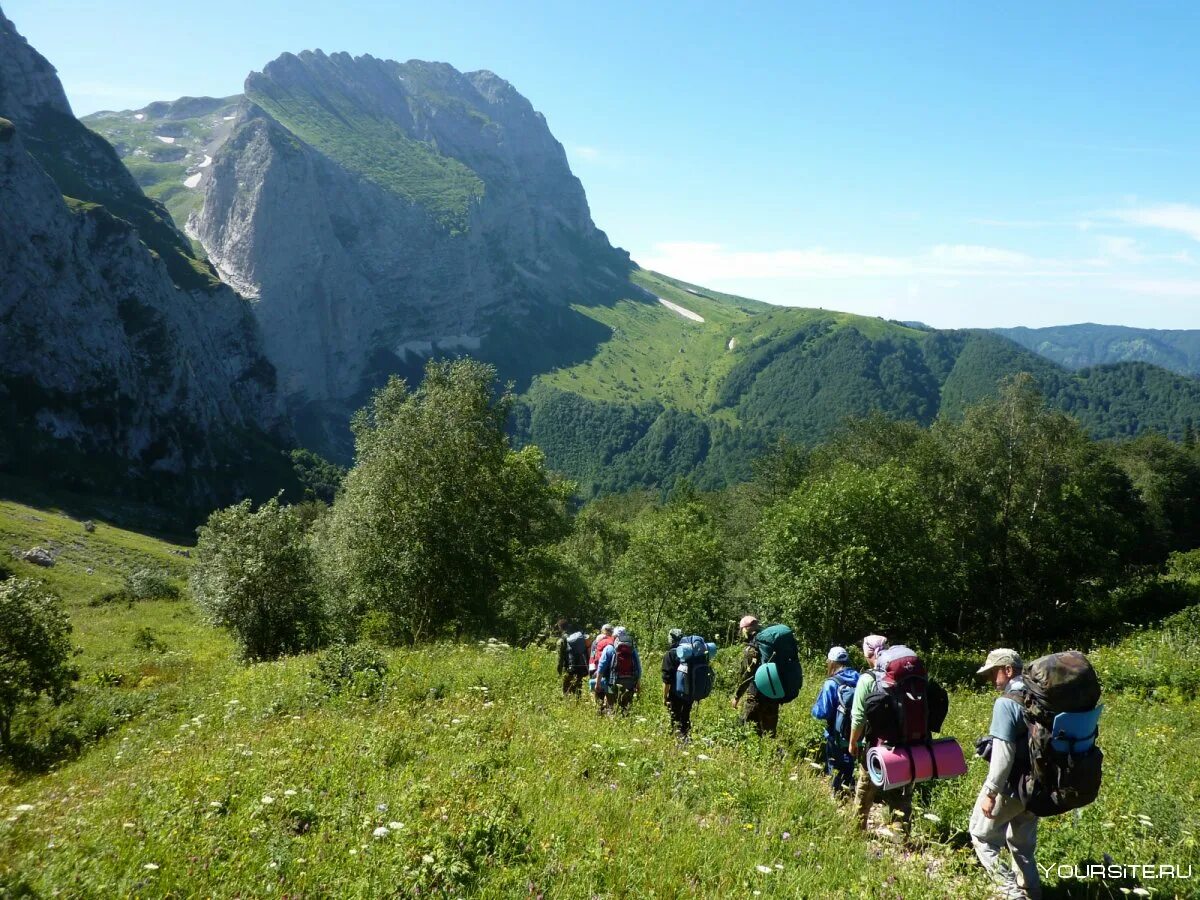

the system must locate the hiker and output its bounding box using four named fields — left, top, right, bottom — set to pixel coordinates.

left=596, top=625, right=641, bottom=713
left=971, top=649, right=1041, bottom=900
left=810, top=646, right=859, bottom=797
left=732, top=615, right=779, bottom=737
left=555, top=620, right=589, bottom=697
left=661, top=628, right=692, bottom=737
left=848, top=635, right=913, bottom=835
left=589, top=623, right=615, bottom=704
